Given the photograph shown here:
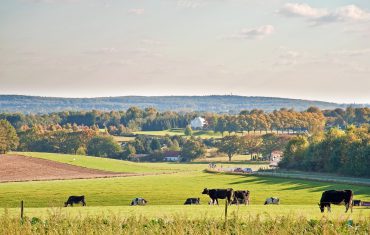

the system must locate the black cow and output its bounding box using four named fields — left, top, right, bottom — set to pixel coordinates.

left=232, top=190, right=250, bottom=205
left=202, top=188, right=233, bottom=205
left=353, top=200, right=362, bottom=206
left=319, top=190, right=353, bottom=213
left=184, top=198, right=200, bottom=205
left=64, top=195, right=86, bottom=207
